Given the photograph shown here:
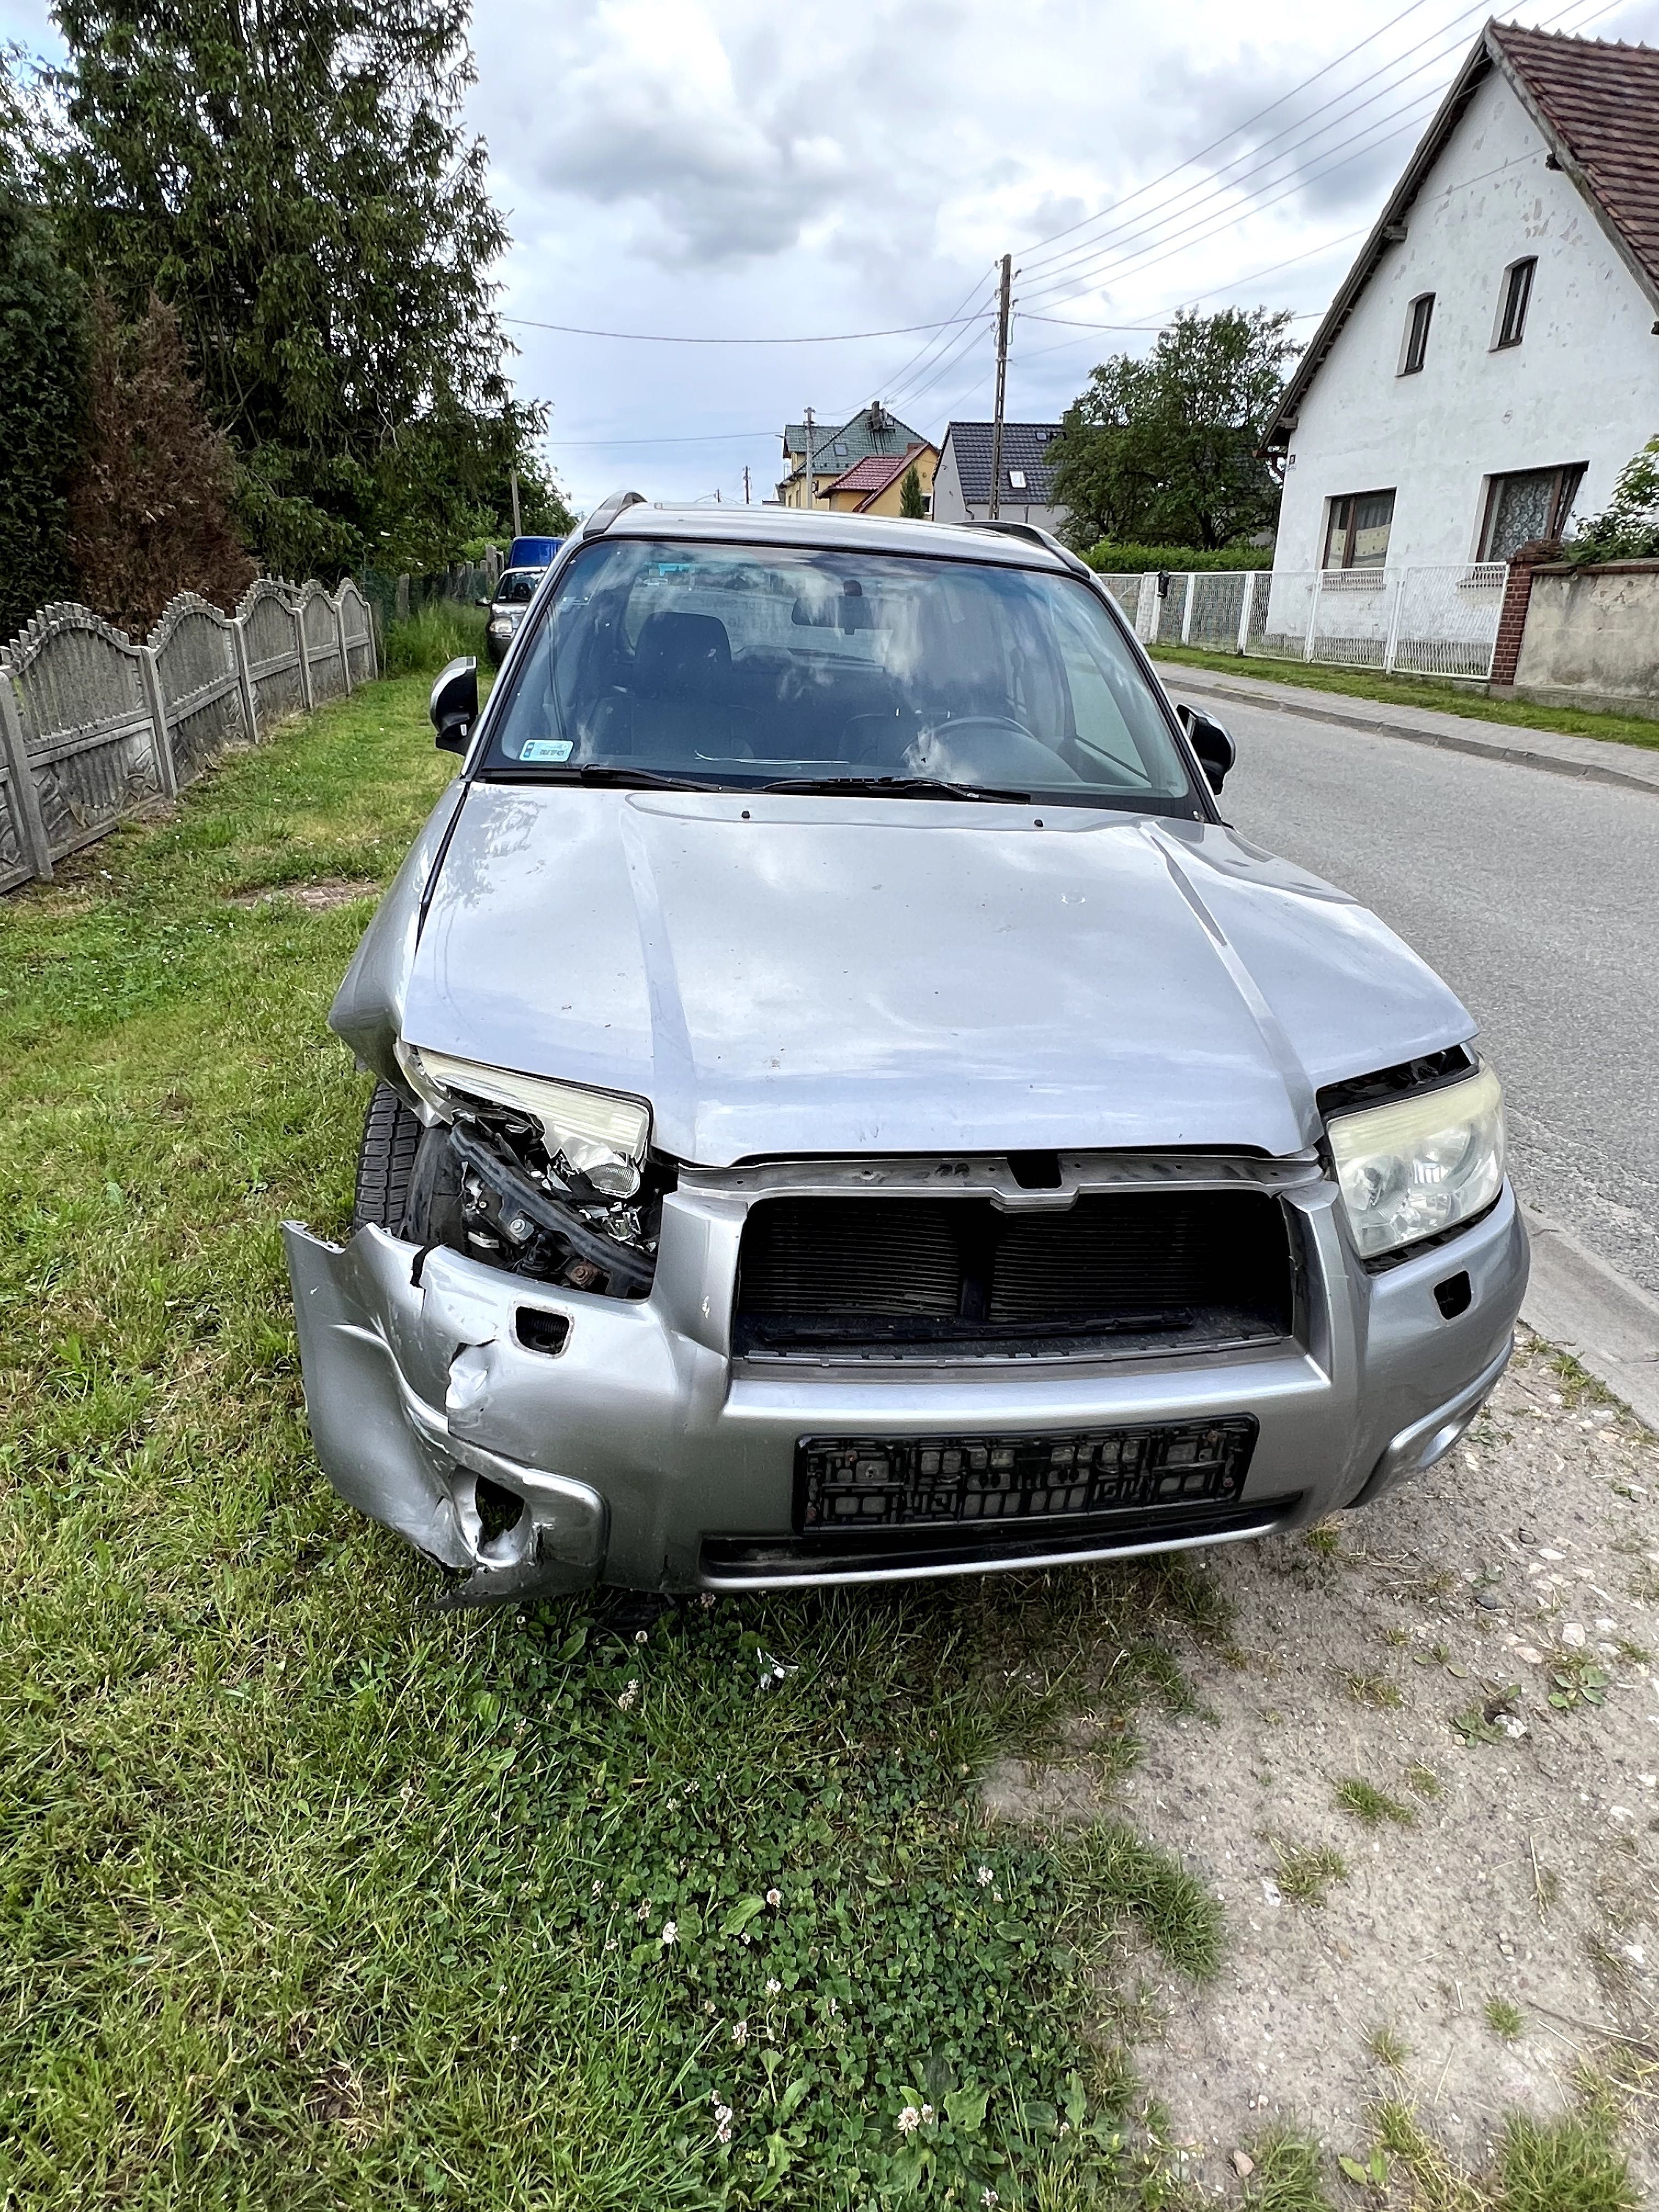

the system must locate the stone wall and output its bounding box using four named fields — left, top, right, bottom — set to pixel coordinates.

left=1496, top=560, right=1659, bottom=723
